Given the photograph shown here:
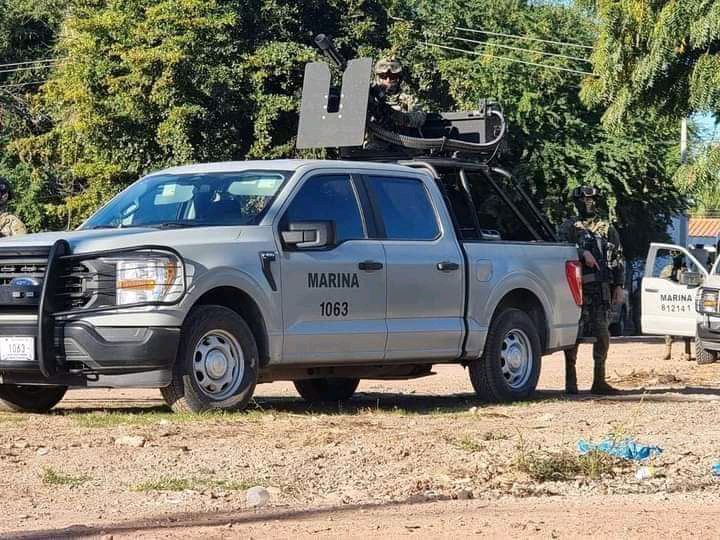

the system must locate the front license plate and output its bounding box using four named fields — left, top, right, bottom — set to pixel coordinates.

left=0, top=337, right=35, bottom=362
